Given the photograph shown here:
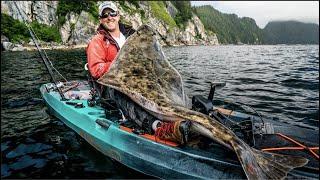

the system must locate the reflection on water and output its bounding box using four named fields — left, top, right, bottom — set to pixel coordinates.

left=1, top=45, right=319, bottom=178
